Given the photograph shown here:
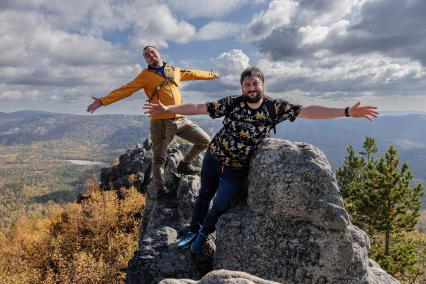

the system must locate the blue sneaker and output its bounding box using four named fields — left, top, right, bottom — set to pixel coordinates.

left=176, top=231, right=197, bottom=249
left=190, top=232, right=207, bottom=254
